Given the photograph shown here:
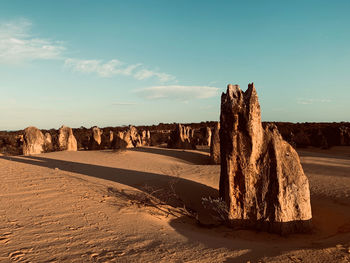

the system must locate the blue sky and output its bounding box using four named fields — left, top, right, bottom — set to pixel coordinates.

left=1, top=0, right=349, bottom=130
